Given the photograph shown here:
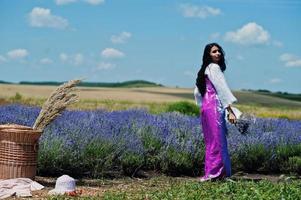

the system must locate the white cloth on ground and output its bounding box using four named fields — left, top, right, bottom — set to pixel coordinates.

left=0, top=178, right=44, bottom=199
